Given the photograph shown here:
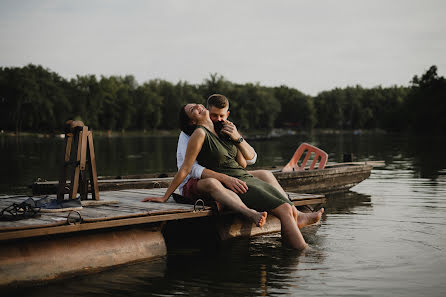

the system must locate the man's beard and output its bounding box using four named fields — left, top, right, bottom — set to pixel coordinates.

left=214, top=121, right=231, bottom=141
left=214, top=120, right=225, bottom=135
